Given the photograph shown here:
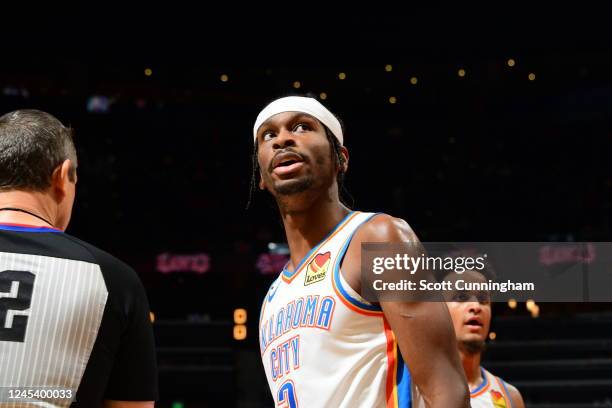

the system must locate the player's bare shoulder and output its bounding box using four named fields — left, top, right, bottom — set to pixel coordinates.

left=353, top=214, right=420, bottom=244
left=342, top=214, right=421, bottom=293
left=504, top=381, right=526, bottom=408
